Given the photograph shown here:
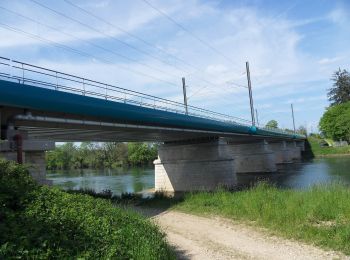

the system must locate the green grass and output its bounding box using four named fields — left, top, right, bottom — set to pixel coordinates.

left=308, top=137, right=350, bottom=156
left=0, top=159, right=175, bottom=259
left=174, top=183, right=350, bottom=255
